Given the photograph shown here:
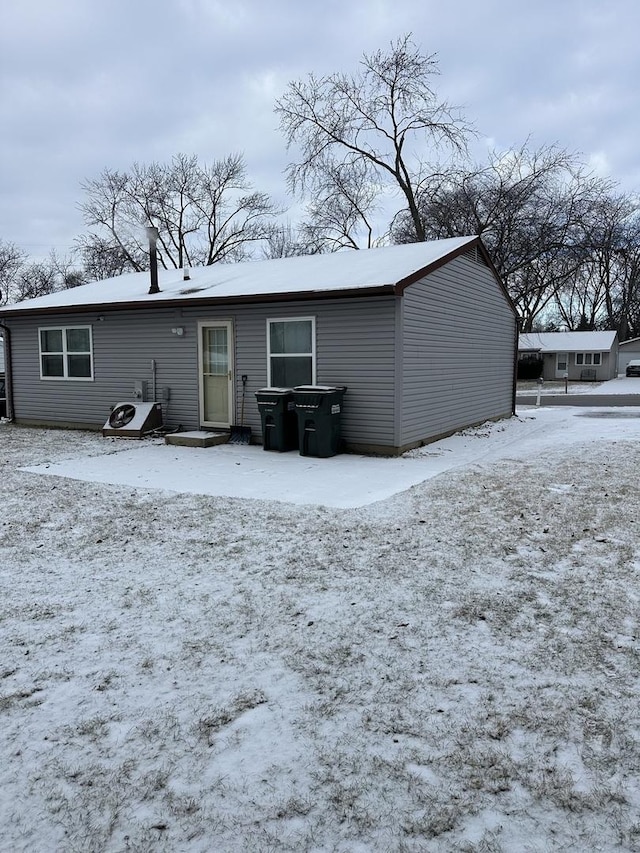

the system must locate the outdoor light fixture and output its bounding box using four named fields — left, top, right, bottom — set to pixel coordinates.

left=171, top=326, right=185, bottom=336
